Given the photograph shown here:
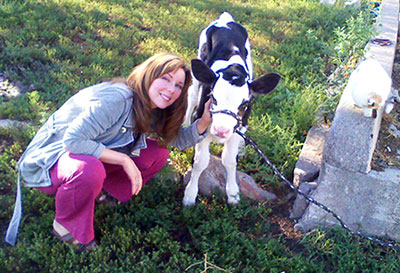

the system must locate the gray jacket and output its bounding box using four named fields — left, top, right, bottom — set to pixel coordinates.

left=18, top=81, right=204, bottom=188
left=5, top=81, right=205, bottom=245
